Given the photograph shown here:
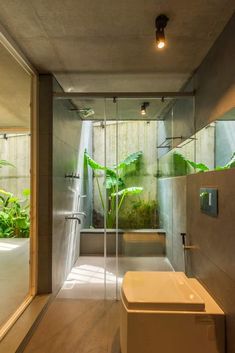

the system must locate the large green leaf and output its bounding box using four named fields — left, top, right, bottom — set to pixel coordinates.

left=84, top=150, right=105, bottom=171
left=117, top=151, right=143, bottom=169
left=0, top=160, right=15, bottom=168
left=186, top=160, right=209, bottom=172
left=111, top=187, right=143, bottom=197
left=105, top=172, right=125, bottom=190
left=215, top=152, right=235, bottom=170
left=0, top=189, right=13, bottom=197
left=225, top=152, right=235, bottom=169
